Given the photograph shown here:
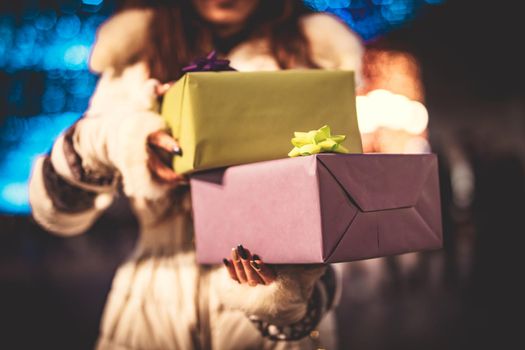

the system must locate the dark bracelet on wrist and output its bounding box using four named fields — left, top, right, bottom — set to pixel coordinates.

left=42, top=156, right=98, bottom=213
left=248, top=266, right=338, bottom=342
left=63, top=119, right=115, bottom=187
left=248, top=282, right=326, bottom=341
